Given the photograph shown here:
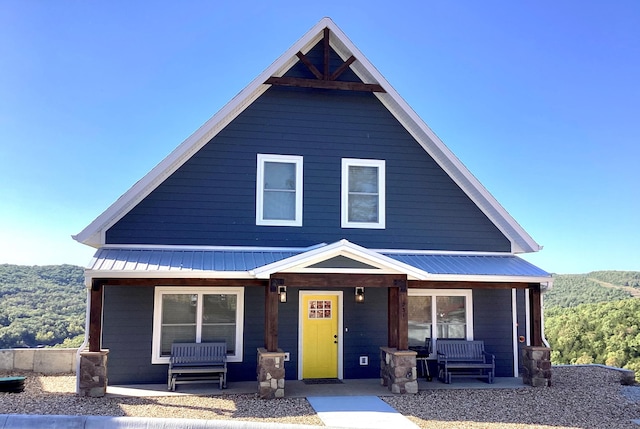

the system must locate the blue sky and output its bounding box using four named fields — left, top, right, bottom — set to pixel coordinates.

left=1, top=1, right=638, bottom=274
